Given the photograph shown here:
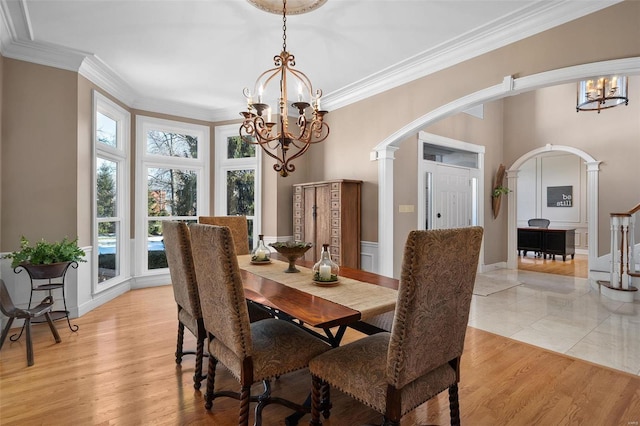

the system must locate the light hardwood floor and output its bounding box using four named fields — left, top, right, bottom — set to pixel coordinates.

left=518, top=253, right=588, bottom=278
left=2, top=284, right=639, bottom=425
